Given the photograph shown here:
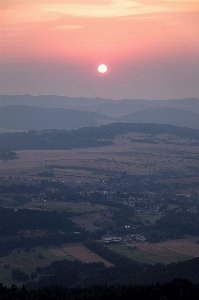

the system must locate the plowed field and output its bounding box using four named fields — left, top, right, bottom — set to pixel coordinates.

left=63, top=245, right=113, bottom=267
